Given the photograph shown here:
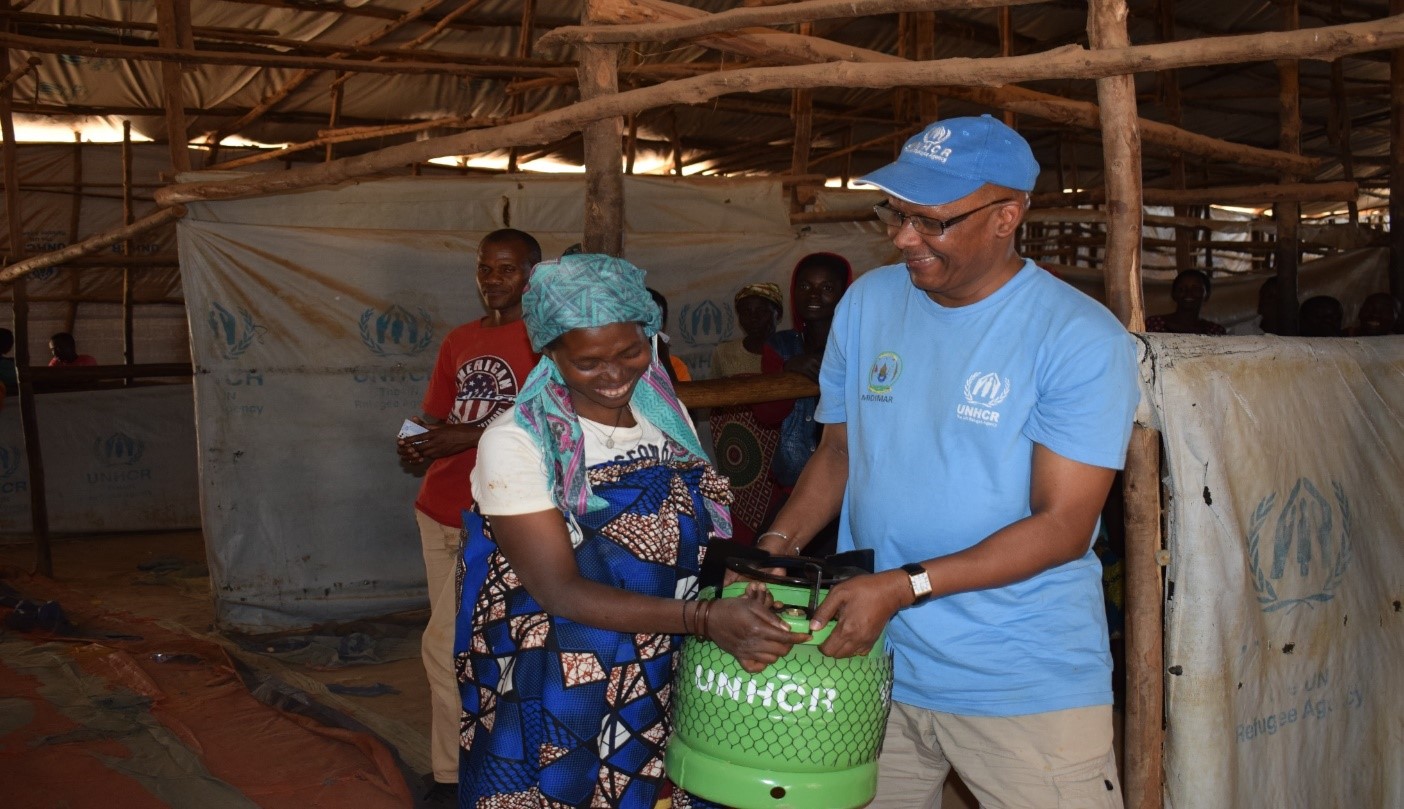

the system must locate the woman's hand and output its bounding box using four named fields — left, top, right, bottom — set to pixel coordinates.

left=703, top=583, right=810, bottom=673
